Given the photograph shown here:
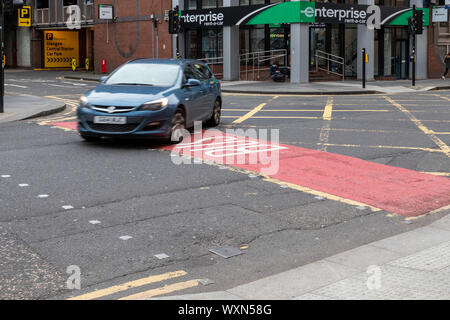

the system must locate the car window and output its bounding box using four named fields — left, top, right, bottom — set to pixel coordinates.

left=105, top=63, right=180, bottom=86
left=192, top=63, right=212, bottom=80
left=184, top=64, right=198, bottom=81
